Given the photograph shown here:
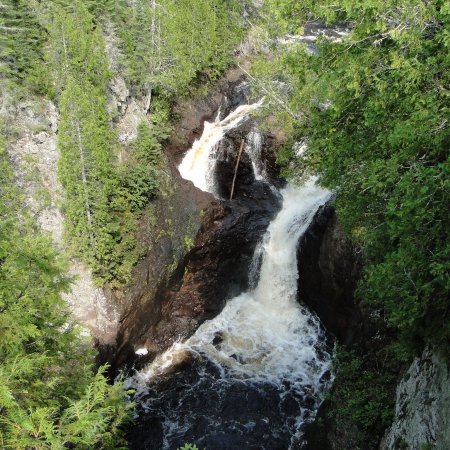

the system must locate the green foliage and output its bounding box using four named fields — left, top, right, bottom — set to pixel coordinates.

left=257, top=0, right=450, bottom=358
left=47, top=1, right=110, bottom=92
left=105, top=0, right=245, bottom=96
left=328, top=349, right=397, bottom=435
left=252, top=3, right=449, bottom=444
left=419, top=444, right=433, bottom=450
left=2, top=0, right=247, bottom=286
left=45, top=1, right=164, bottom=286
left=178, top=444, right=199, bottom=450
left=0, top=0, right=46, bottom=89
left=0, top=136, right=133, bottom=448
left=119, top=119, right=168, bottom=213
